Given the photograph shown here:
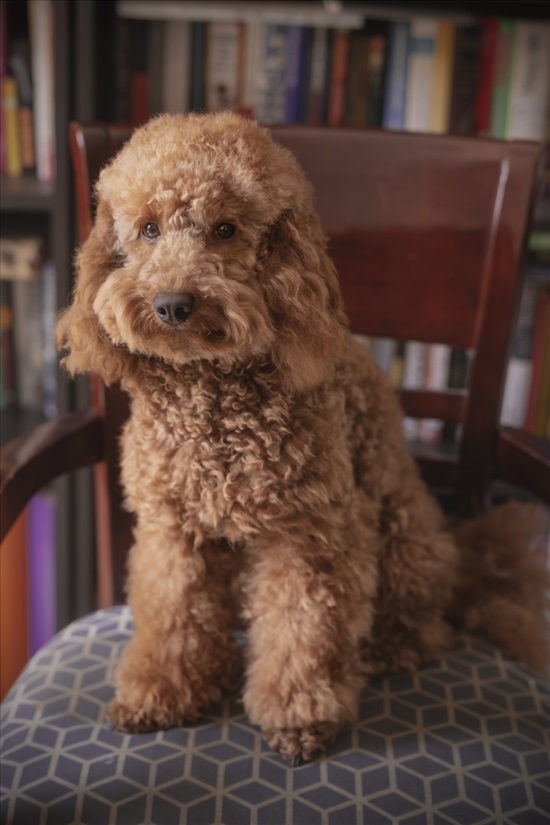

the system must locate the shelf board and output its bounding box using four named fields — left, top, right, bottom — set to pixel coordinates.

left=0, top=175, right=55, bottom=214
left=117, top=0, right=367, bottom=27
